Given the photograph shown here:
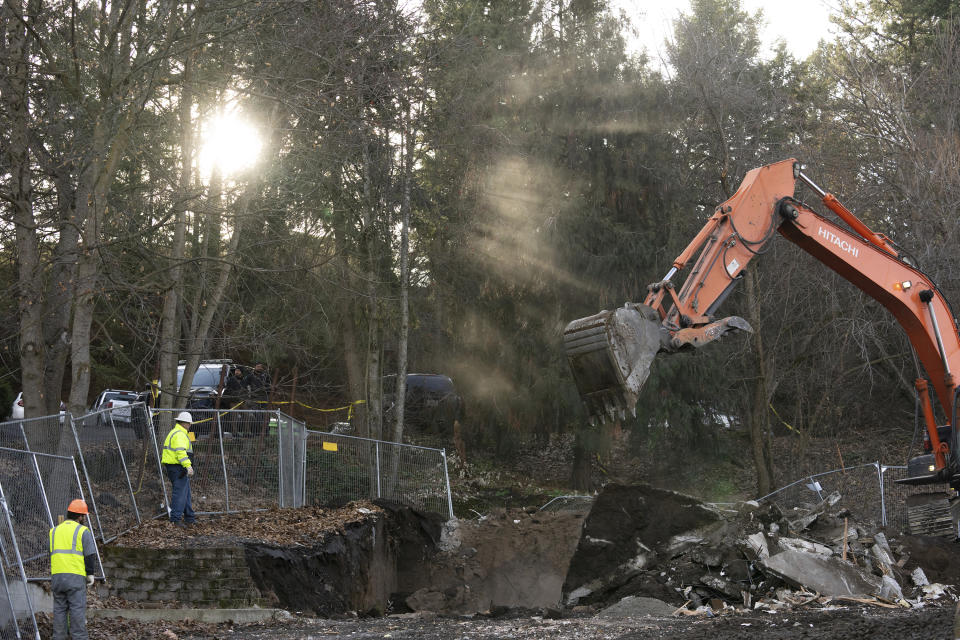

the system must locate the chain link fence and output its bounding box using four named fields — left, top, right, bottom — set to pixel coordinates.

left=148, top=408, right=306, bottom=513
left=0, top=495, right=40, bottom=640
left=757, top=461, right=915, bottom=533
left=304, top=430, right=453, bottom=518
left=0, top=403, right=448, bottom=633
